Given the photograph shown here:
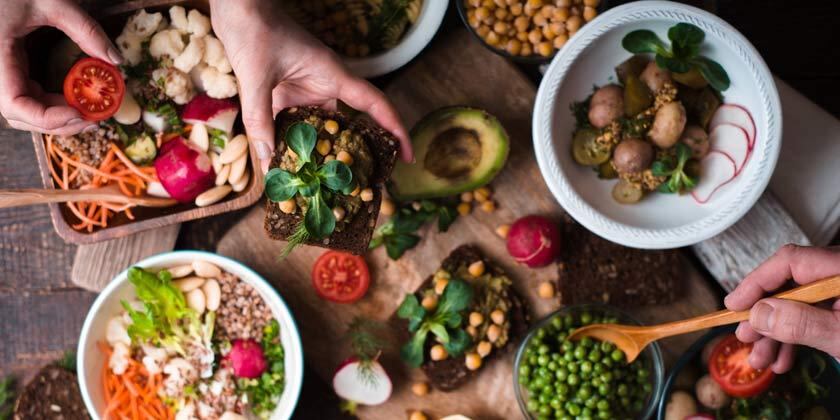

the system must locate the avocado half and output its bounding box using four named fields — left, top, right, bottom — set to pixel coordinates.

left=388, top=107, right=509, bottom=201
